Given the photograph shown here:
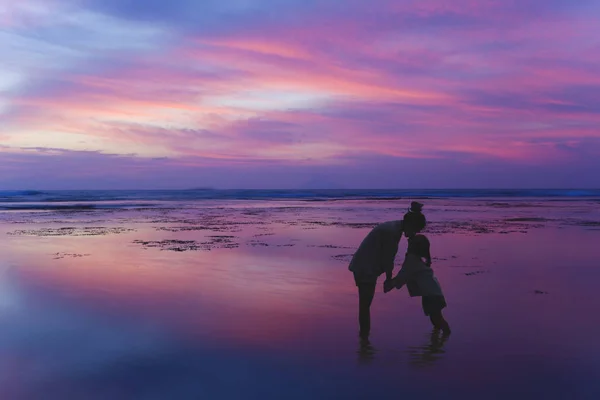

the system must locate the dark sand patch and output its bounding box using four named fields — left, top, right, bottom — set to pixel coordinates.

left=488, top=202, right=538, bottom=208
left=505, top=218, right=552, bottom=222
left=425, top=220, right=542, bottom=235
left=256, top=224, right=273, bottom=232
left=573, top=220, right=600, bottom=227
left=242, top=210, right=267, bottom=216
left=8, top=227, right=135, bottom=236
left=534, top=290, right=549, bottom=295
